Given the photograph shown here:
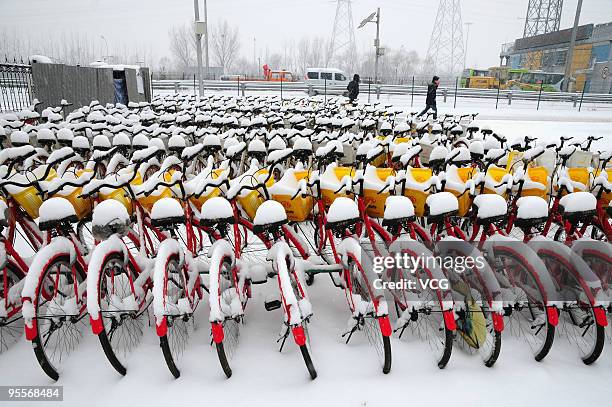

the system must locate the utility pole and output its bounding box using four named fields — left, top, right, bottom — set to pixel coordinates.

left=193, top=0, right=204, bottom=96
left=564, top=0, right=583, bottom=92
left=203, top=0, right=209, bottom=75
left=374, top=7, right=381, bottom=87
left=464, top=22, right=473, bottom=69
